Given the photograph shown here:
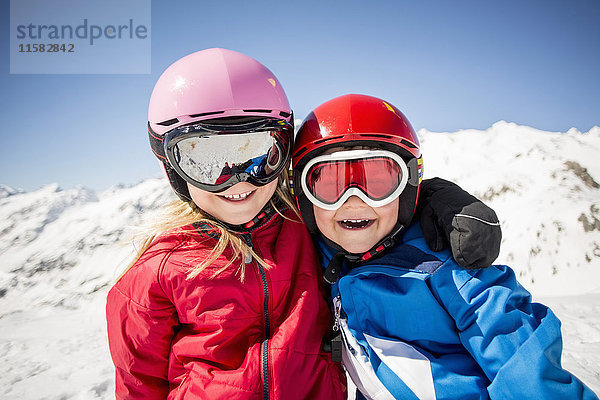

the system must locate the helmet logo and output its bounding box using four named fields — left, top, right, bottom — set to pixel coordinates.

left=382, top=101, right=397, bottom=115
left=268, top=78, right=277, bottom=87
left=383, top=100, right=409, bottom=127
